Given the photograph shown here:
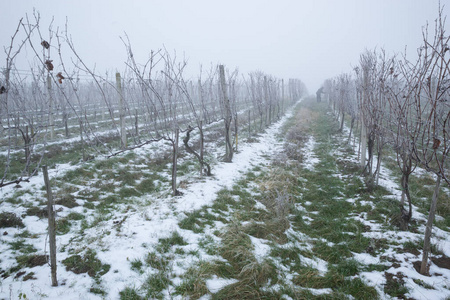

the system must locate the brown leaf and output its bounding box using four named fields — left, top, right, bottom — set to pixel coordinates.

left=56, top=72, right=65, bottom=84
left=433, top=138, right=441, bottom=150
left=41, top=40, right=50, bottom=49
left=45, top=60, right=54, bottom=71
